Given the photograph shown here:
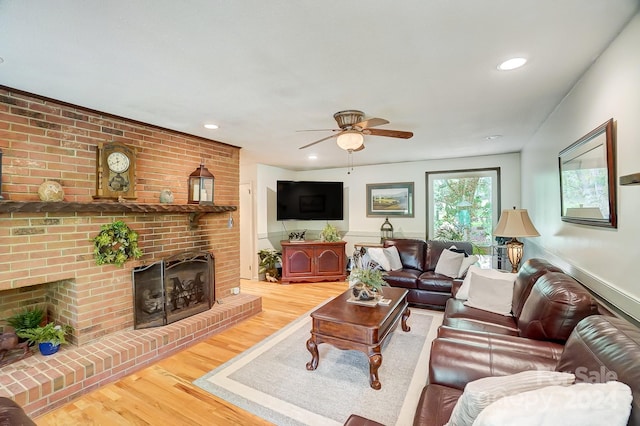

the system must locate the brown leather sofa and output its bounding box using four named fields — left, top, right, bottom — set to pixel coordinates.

left=381, top=239, right=473, bottom=308
left=417, top=314, right=640, bottom=426
left=345, top=258, right=640, bottom=425
left=0, top=397, right=35, bottom=425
